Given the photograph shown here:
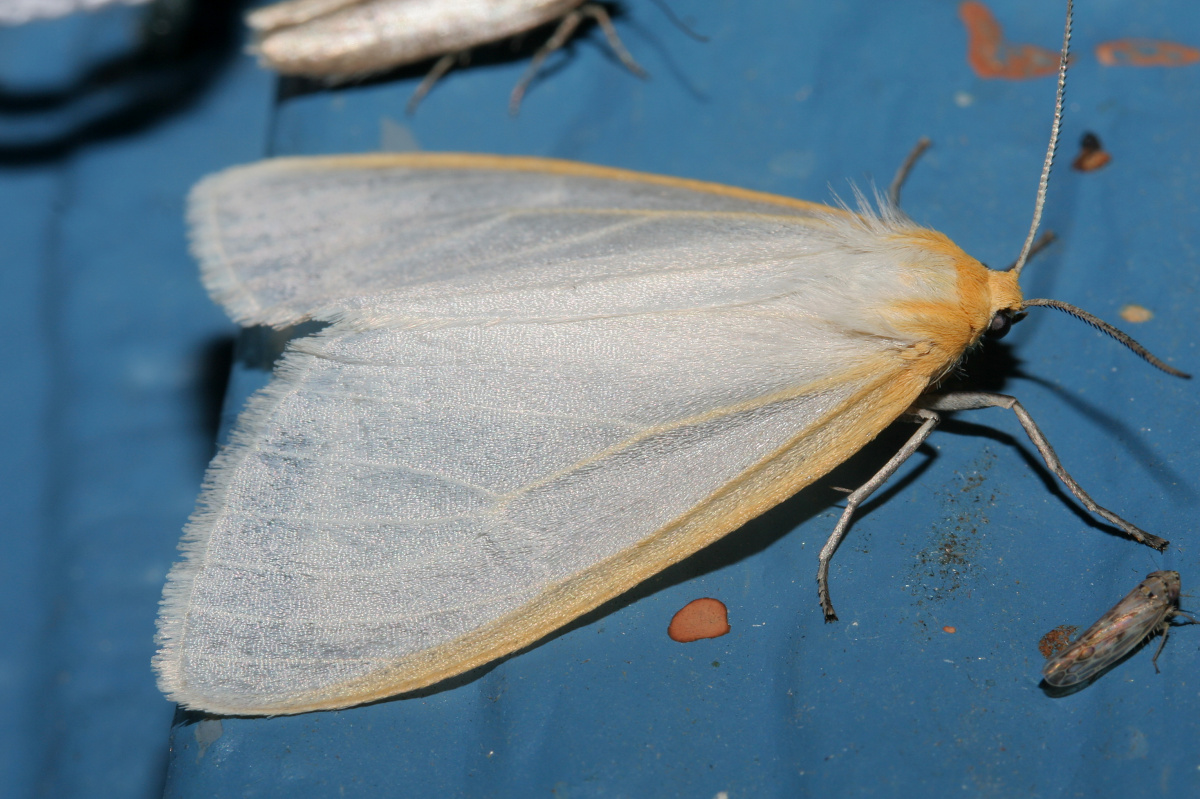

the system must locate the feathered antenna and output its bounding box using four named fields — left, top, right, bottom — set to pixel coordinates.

left=1023, top=299, right=1190, bottom=378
